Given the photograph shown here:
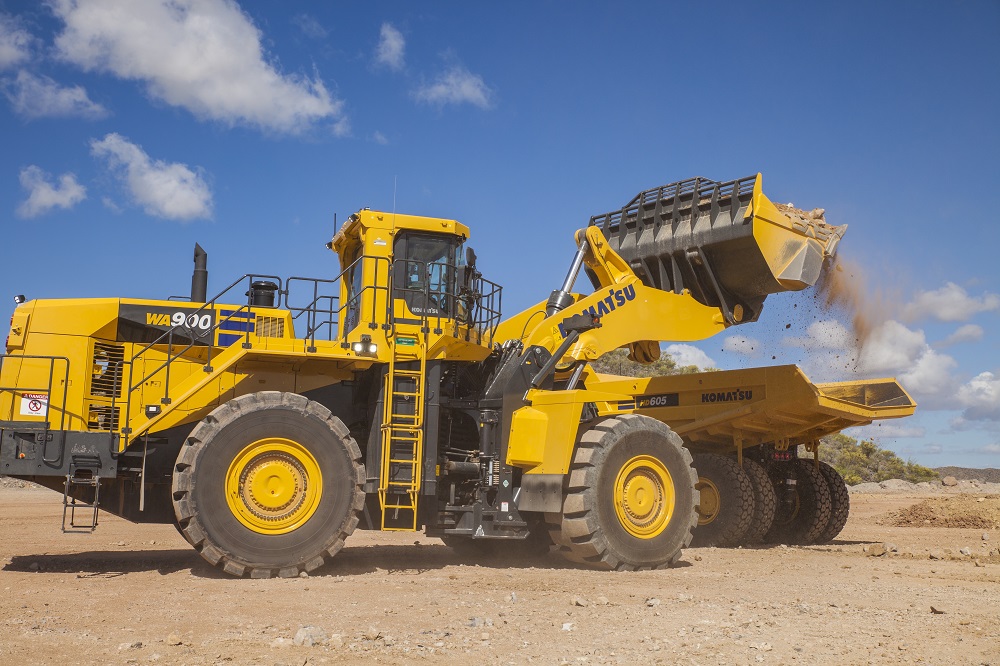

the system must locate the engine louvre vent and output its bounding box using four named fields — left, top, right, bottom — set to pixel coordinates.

left=90, top=341, right=124, bottom=398
left=87, top=341, right=124, bottom=433
left=87, top=404, right=120, bottom=432
left=255, top=316, right=285, bottom=338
